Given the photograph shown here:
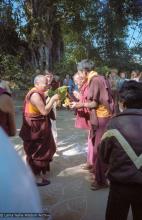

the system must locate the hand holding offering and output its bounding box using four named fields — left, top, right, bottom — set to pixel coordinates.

left=62, top=97, right=71, bottom=107
left=73, top=90, right=80, bottom=100
left=52, top=94, right=60, bottom=102
left=69, top=101, right=77, bottom=109
left=70, top=102, right=84, bottom=109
